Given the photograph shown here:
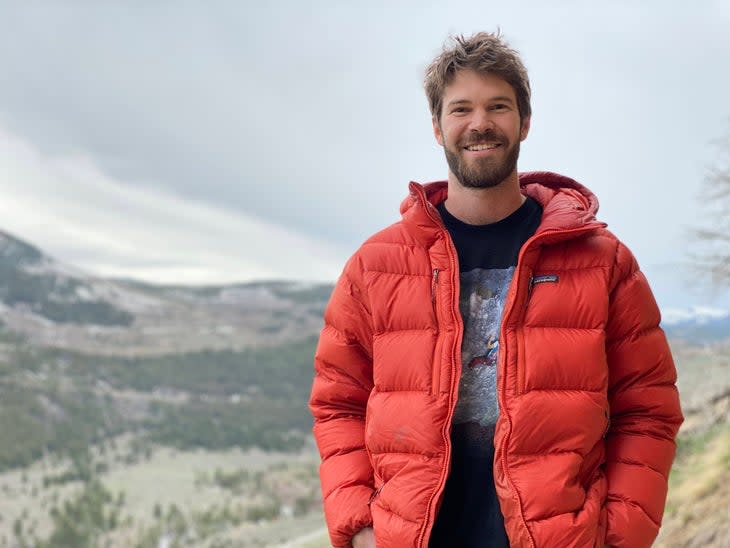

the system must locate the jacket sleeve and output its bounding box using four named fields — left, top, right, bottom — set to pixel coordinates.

left=603, top=242, right=683, bottom=548
left=309, top=253, right=375, bottom=548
